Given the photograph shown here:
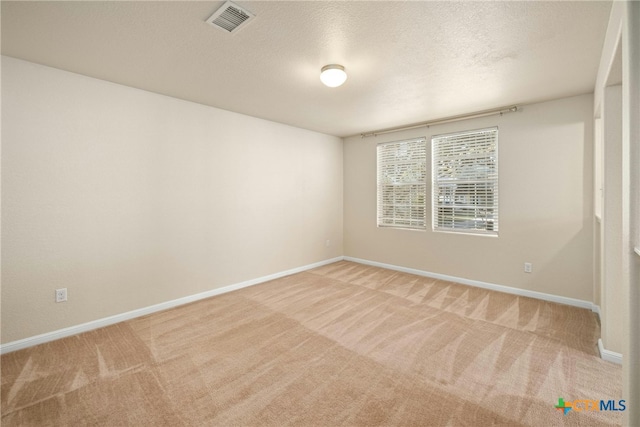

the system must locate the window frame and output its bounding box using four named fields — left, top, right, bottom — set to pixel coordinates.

left=376, top=137, right=427, bottom=231
left=431, top=127, right=499, bottom=236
